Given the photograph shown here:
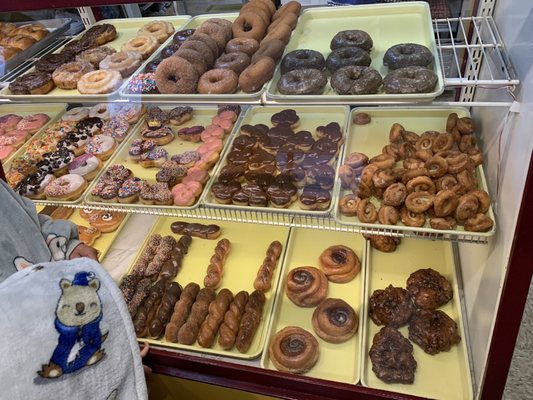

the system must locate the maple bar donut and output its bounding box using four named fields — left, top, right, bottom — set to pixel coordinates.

left=77, top=69, right=122, bottom=94
left=312, top=298, right=358, bottom=343
left=251, top=39, right=285, bottom=63
left=286, top=266, right=328, bottom=307
left=121, top=35, right=158, bottom=59
left=138, top=20, right=175, bottom=43
left=268, top=326, right=319, bottom=374
left=318, top=245, right=360, bottom=283
left=238, top=56, right=276, bottom=93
